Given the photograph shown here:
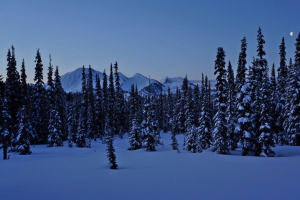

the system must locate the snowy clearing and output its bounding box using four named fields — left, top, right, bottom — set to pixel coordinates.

left=1, top=132, right=300, bottom=200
